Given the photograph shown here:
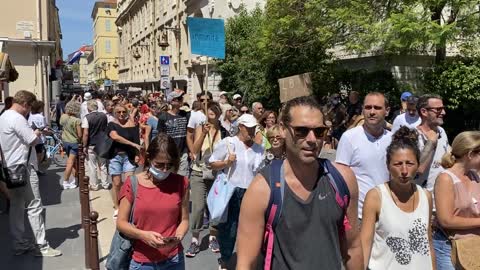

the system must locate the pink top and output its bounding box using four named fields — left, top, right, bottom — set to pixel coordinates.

left=442, top=170, right=480, bottom=239
left=119, top=174, right=188, bottom=263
